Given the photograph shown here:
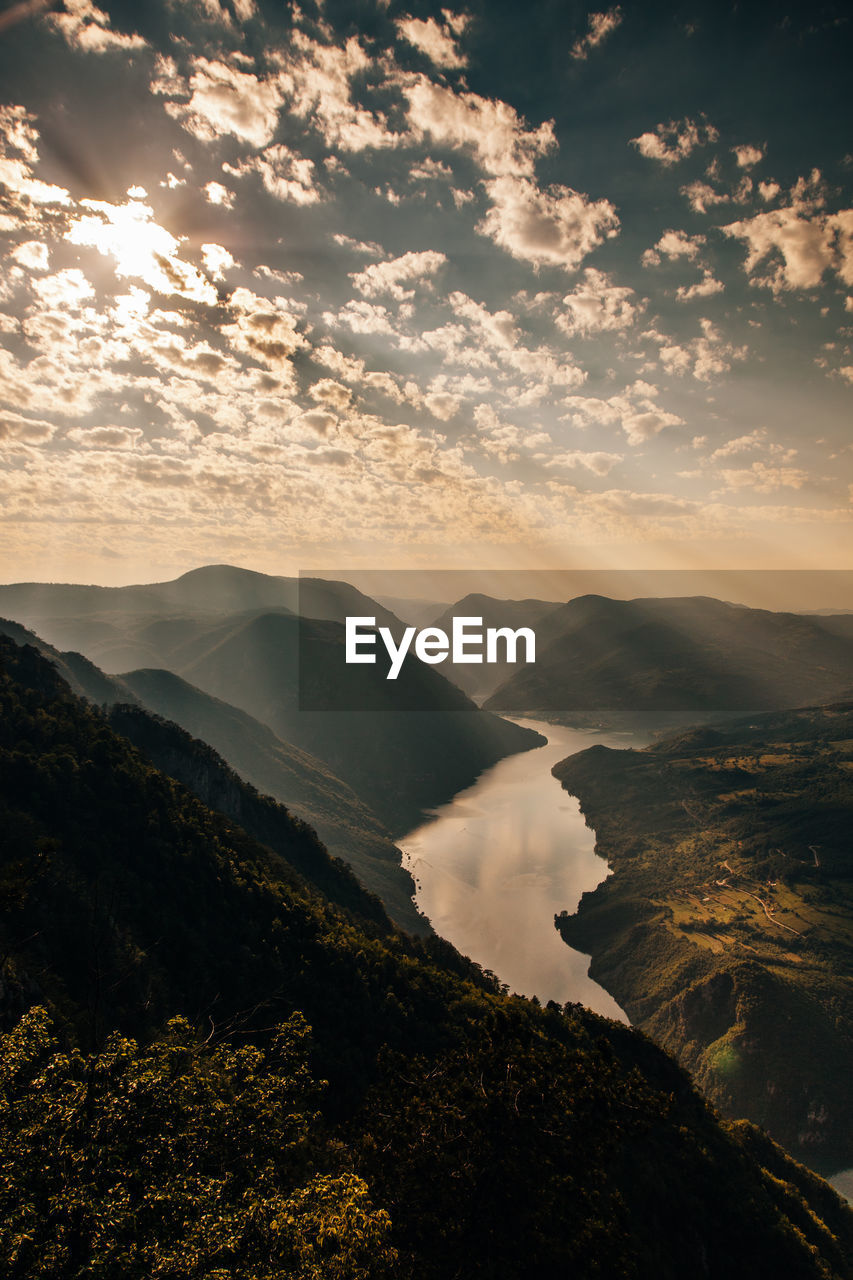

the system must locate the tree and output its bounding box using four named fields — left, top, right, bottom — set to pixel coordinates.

left=0, top=1007, right=396, bottom=1279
